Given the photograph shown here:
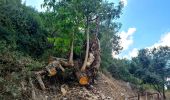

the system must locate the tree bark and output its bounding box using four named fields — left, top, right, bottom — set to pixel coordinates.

left=81, top=17, right=90, bottom=71
left=92, top=37, right=101, bottom=70
left=93, top=16, right=101, bottom=70
left=69, top=32, right=74, bottom=66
